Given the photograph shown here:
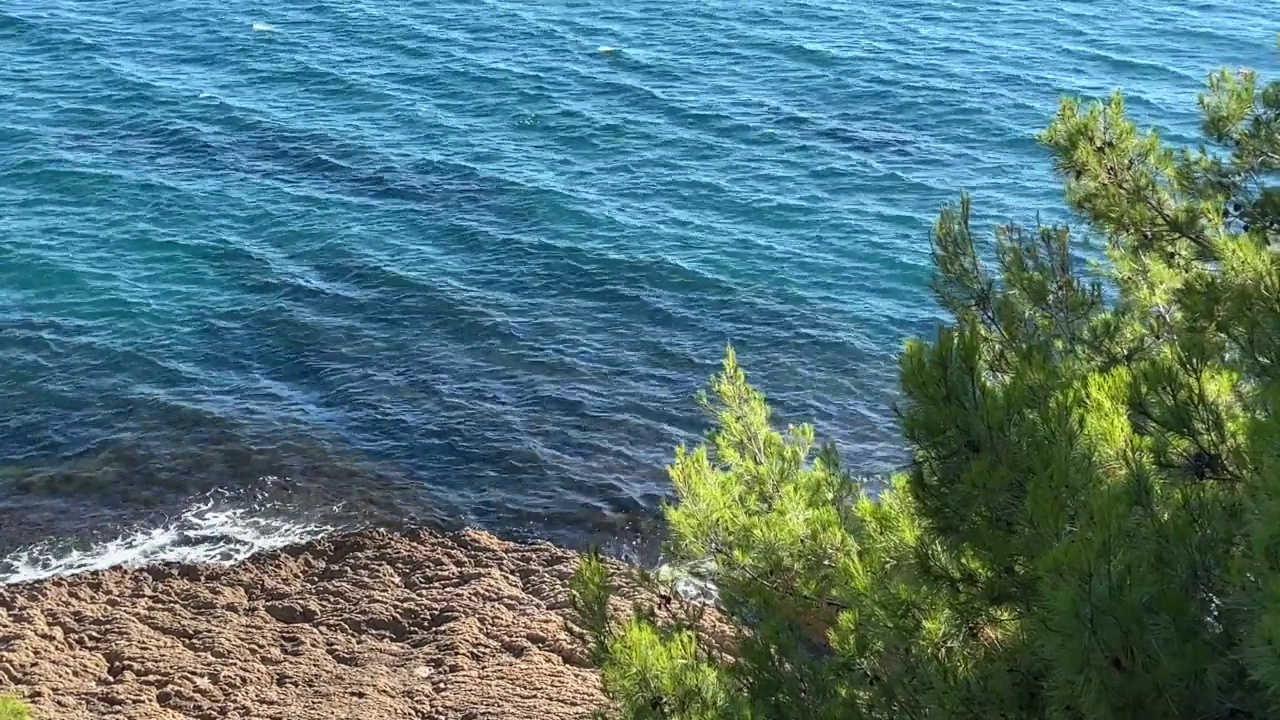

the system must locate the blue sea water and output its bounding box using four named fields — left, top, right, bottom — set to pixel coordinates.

left=0, top=0, right=1274, bottom=575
